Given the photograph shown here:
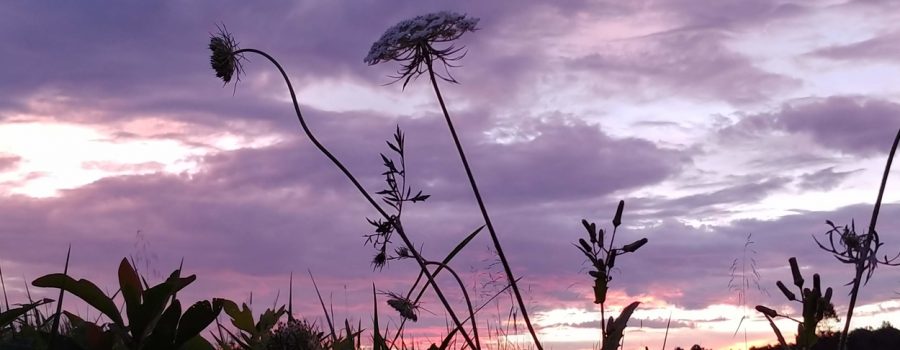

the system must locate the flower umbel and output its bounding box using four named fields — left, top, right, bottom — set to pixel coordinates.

left=209, top=25, right=244, bottom=84
left=385, top=292, right=419, bottom=322
left=365, top=11, right=479, bottom=88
